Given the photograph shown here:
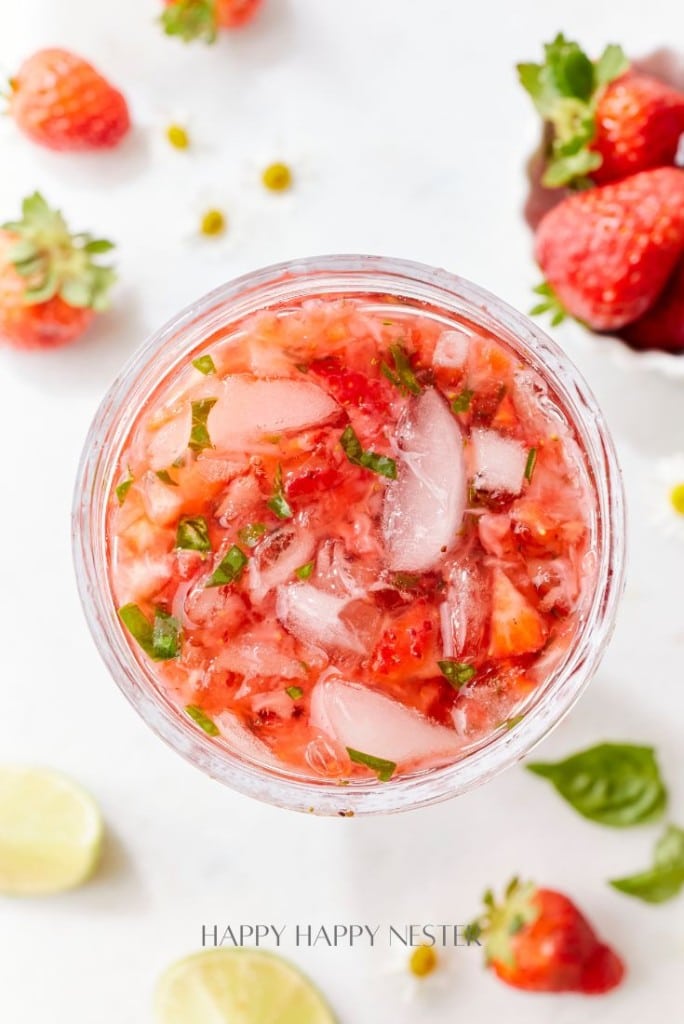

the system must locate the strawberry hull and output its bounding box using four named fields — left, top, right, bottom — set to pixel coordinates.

left=74, top=258, right=625, bottom=814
